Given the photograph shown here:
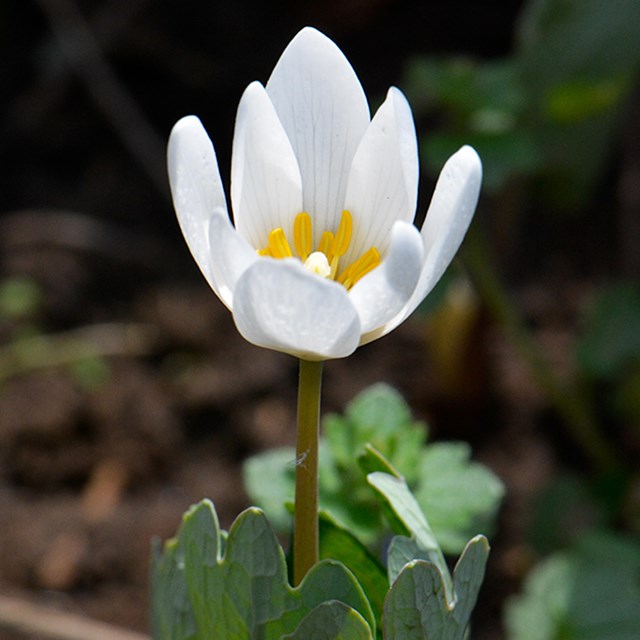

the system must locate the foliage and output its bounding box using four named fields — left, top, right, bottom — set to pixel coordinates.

left=151, top=500, right=374, bottom=640
left=404, top=0, right=640, bottom=207
left=505, top=532, right=640, bottom=640
left=244, top=384, right=504, bottom=554
left=152, top=466, right=490, bottom=639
